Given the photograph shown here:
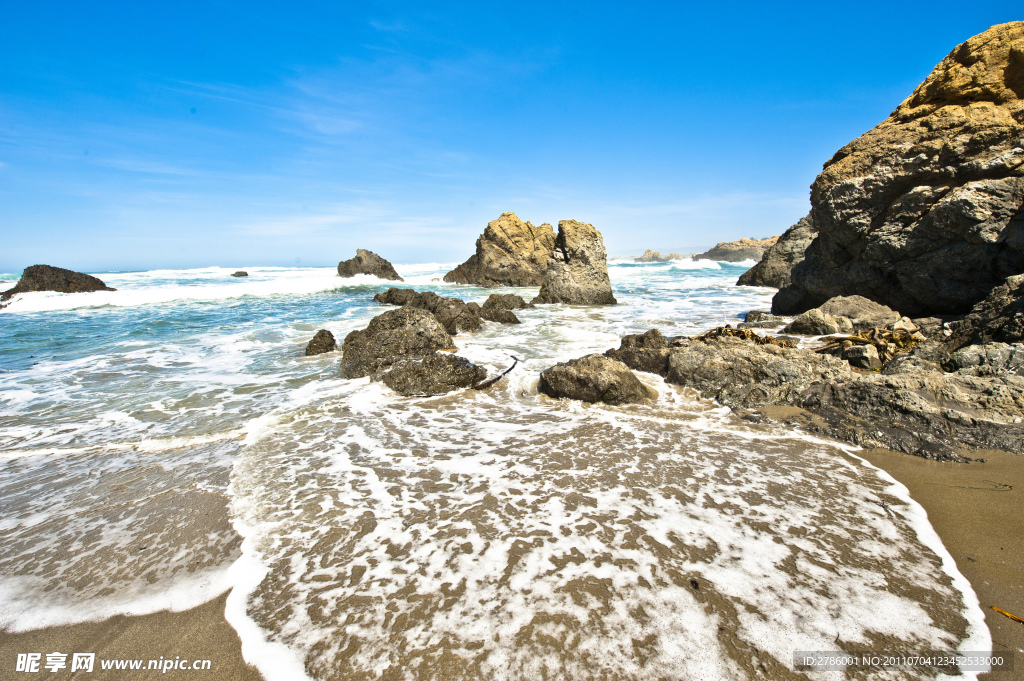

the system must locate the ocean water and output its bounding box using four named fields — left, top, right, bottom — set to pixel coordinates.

left=0, top=260, right=990, bottom=679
